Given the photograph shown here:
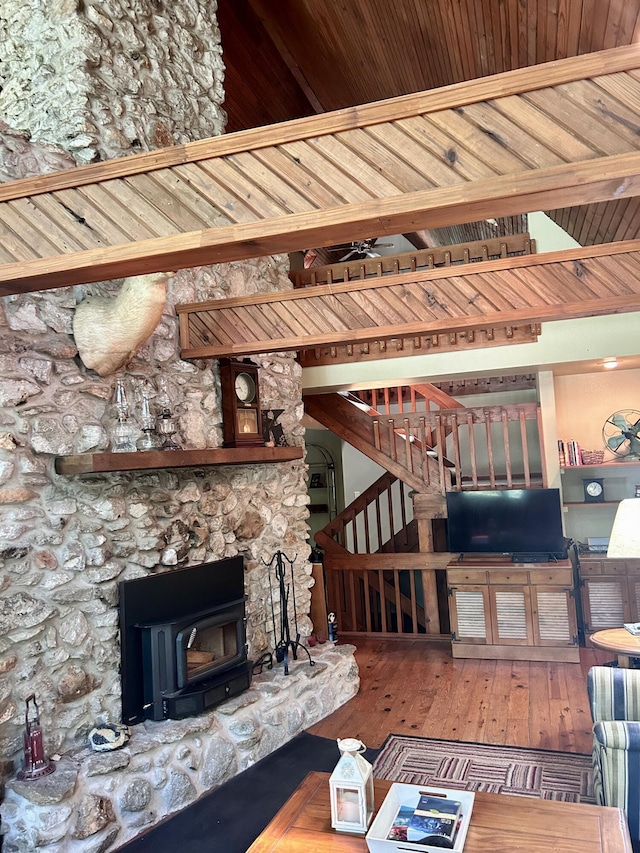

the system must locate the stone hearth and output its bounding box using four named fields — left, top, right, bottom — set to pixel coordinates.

left=1, top=645, right=358, bottom=851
